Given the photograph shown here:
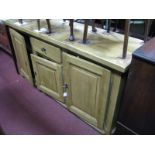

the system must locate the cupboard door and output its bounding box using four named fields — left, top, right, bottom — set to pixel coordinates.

left=63, top=53, right=111, bottom=129
left=31, top=54, right=64, bottom=102
left=9, top=28, right=33, bottom=84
